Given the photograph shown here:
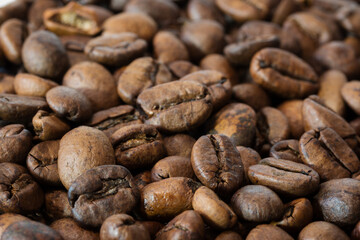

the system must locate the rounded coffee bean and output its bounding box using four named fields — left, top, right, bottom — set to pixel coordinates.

left=100, top=214, right=150, bottom=240
left=32, top=110, right=70, bottom=141
left=337, top=6, right=360, bottom=38
left=299, top=127, right=360, bottom=181
left=250, top=48, right=318, bottom=98
left=352, top=221, right=360, bottom=240
left=200, top=54, right=237, bottom=86
left=191, top=134, right=244, bottom=196
left=246, top=224, right=294, bottom=240
left=0, top=162, right=44, bottom=213
left=248, top=158, right=320, bottom=197
left=68, top=165, right=139, bottom=228
left=187, top=0, right=225, bottom=24
left=137, top=80, right=213, bottom=132
left=58, top=126, right=115, bottom=189
left=231, top=185, right=284, bottom=222
left=168, top=60, right=201, bottom=79
left=45, top=190, right=72, bottom=220
left=236, top=146, right=261, bottom=183
left=22, top=30, right=69, bottom=79
left=192, top=186, right=237, bottom=230
left=277, top=100, right=304, bottom=139
left=342, top=80, right=360, bottom=115
left=215, top=231, right=243, bottom=240
left=298, top=221, right=350, bottom=240
left=163, top=133, right=196, bottom=158
left=14, top=73, right=58, bottom=97
left=232, top=83, right=270, bottom=111
left=51, top=218, right=98, bottom=240
left=270, top=140, right=301, bottom=163
left=155, top=210, right=205, bottom=240
left=110, top=124, right=166, bottom=170
left=0, top=0, right=27, bottom=25
left=26, top=140, right=61, bottom=186
left=151, top=156, right=195, bottom=182
left=46, top=86, right=92, bottom=122
left=0, top=74, right=14, bottom=94
left=313, top=178, right=360, bottom=226
left=153, top=31, right=189, bottom=64
left=0, top=124, right=32, bottom=164
left=134, top=171, right=152, bottom=190
left=140, top=177, right=200, bottom=220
